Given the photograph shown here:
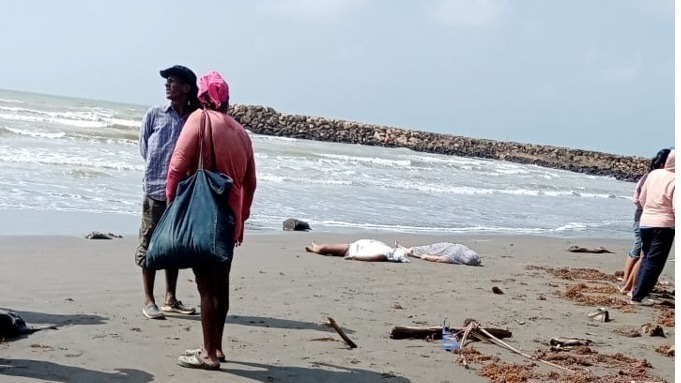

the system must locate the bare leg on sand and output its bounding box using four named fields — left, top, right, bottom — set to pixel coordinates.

left=305, top=241, right=350, bottom=257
